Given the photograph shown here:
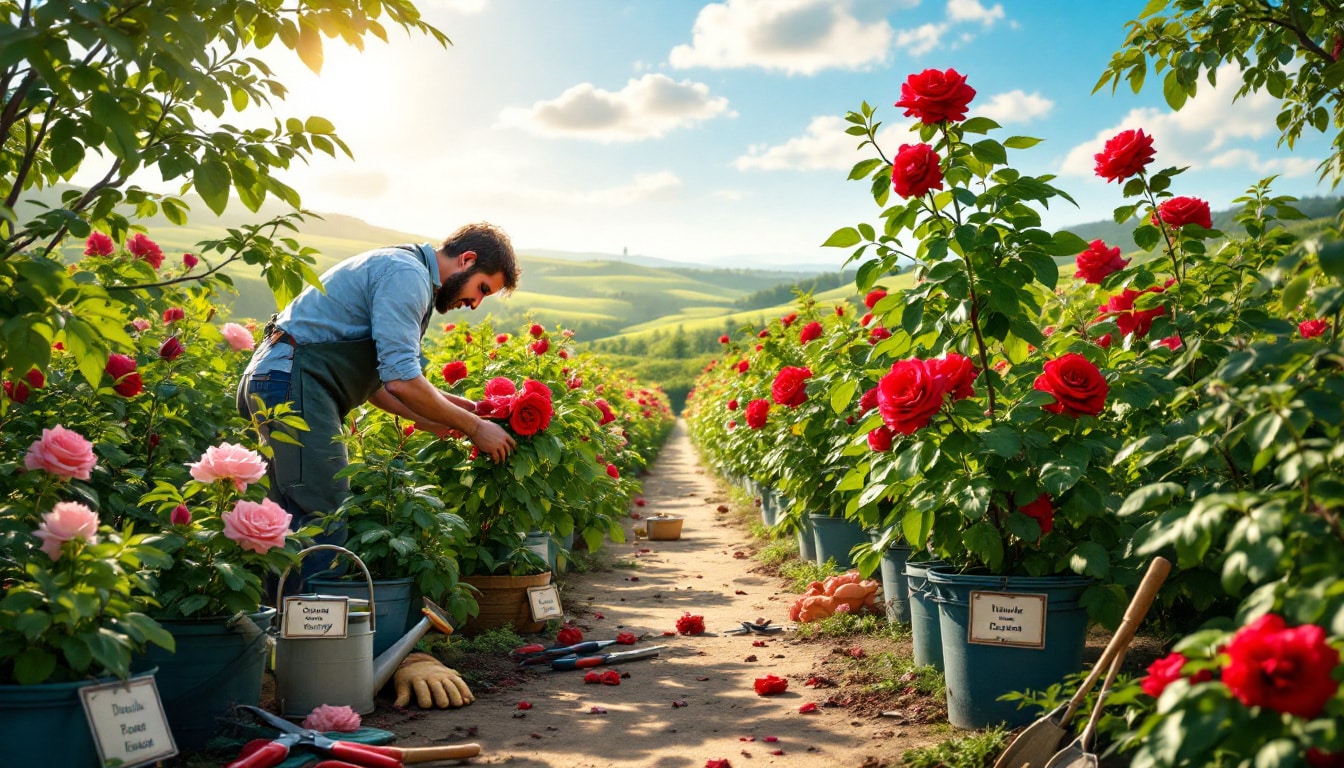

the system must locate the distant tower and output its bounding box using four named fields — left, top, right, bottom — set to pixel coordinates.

left=622, top=246, right=628, bottom=261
